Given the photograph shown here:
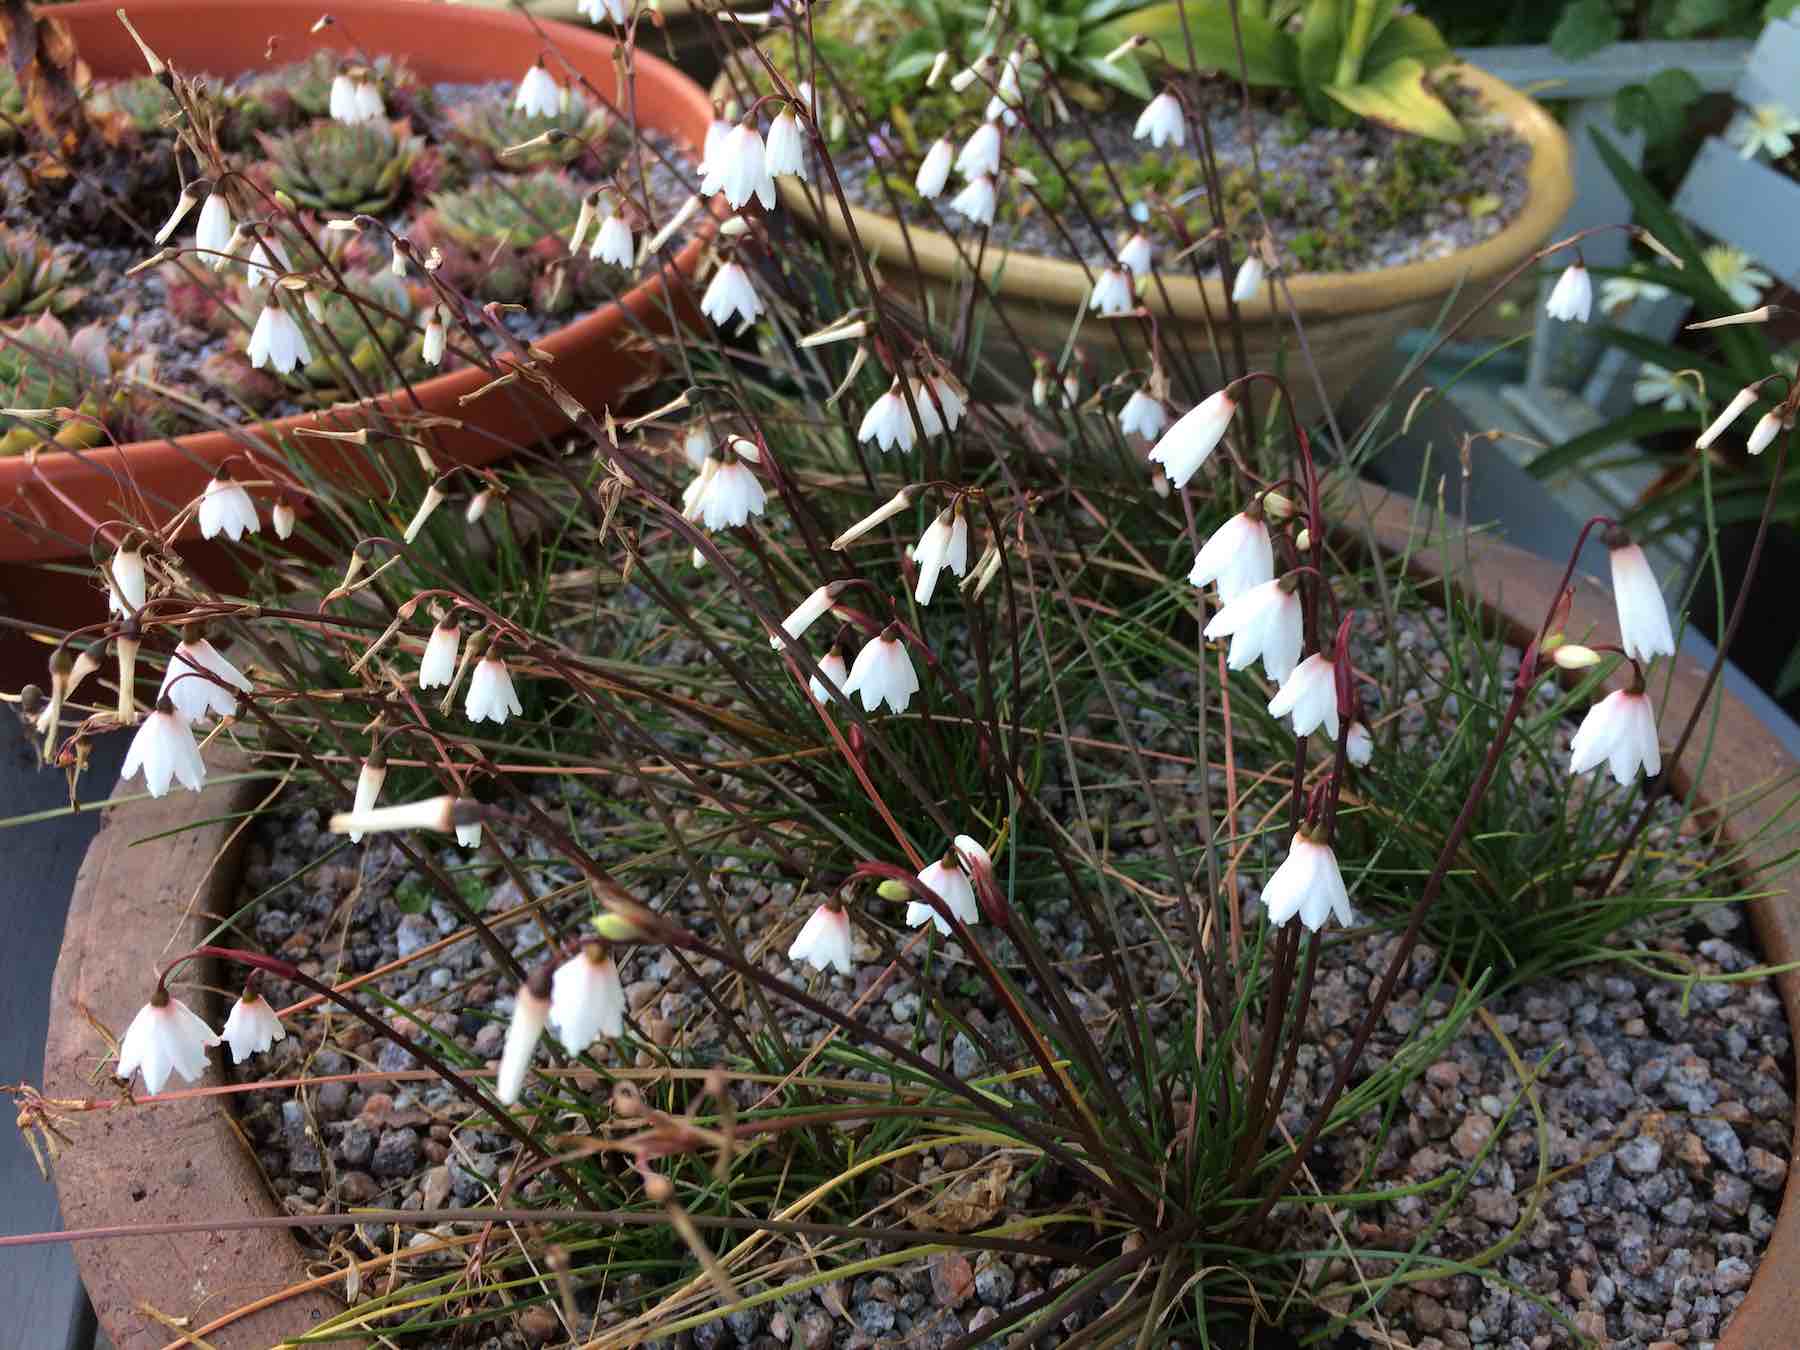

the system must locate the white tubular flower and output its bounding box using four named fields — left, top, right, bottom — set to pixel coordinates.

left=1606, top=536, right=1675, bottom=663
left=1231, top=253, right=1265, bottom=304
left=695, top=458, right=766, bottom=530
left=1570, top=688, right=1661, bottom=785
left=1203, top=577, right=1304, bottom=683
left=907, top=855, right=979, bottom=935
left=578, top=0, right=629, bottom=22
left=1088, top=266, right=1133, bottom=317
left=122, top=700, right=207, bottom=797
left=913, top=506, right=969, bottom=606
left=1147, top=390, right=1236, bottom=489
left=948, top=174, right=997, bottom=226
left=402, top=483, right=447, bottom=544
left=154, top=185, right=199, bottom=246
left=1544, top=263, right=1592, bottom=323
left=422, top=308, right=446, bottom=366
left=200, top=471, right=259, bottom=540
left=843, top=632, right=919, bottom=714
left=108, top=545, right=146, bottom=616
left=808, top=645, right=849, bottom=704
left=116, top=992, right=221, bottom=1093
left=764, top=108, right=807, bottom=179
left=1118, top=229, right=1153, bottom=277
left=1553, top=643, right=1603, bottom=670
left=986, top=48, right=1023, bottom=124
left=466, top=654, right=524, bottom=724
left=272, top=501, right=296, bottom=540
left=194, top=192, right=234, bottom=264
left=955, top=122, right=1002, bottom=180
left=328, top=794, right=458, bottom=836
left=788, top=900, right=854, bottom=975
left=158, top=637, right=252, bottom=720
left=591, top=214, right=634, bottom=267
left=1346, top=720, right=1373, bottom=766
left=549, top=943, right=625, bottom=1051
left=570, top=194, right=597, bottom=256
left=1118, top=388, right=1168, bottom=442
left=701, top=259, right=764, bottom=326
left=514, top=63, right=563, bottom=119
left=220, top=991, right=287, bottom=1063
left=1187, top=509, right=1274, bottom=604
left=915, top=137, right=954, bottom=199
left=243, top=232, right=291, bottom=289
left=1261, top=831, right=1353, bottom=932
left=420, top=619, right=460, bottom=688
left=700, top=121, right=775, bottom=211
left=858, top=380, right=916, bottom=453
left=1697, top=387, right=1758, bottom=449
left=457, top=820, right=483, bottom=849
left=833, top=486, right=917, bottom=550
left=1134, top=91, right=1185, bottom=148
left=1267, top=653, right=1339, bottom=739
left=1747, top=409, right=1788, bottom=456
left=495, top=975, right=551, bottom=1106
left=772, top=583, right=842, bottom=648
left=247, top=302, right=312, bottom=374
left=347, top=758, right=387, bottom=844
